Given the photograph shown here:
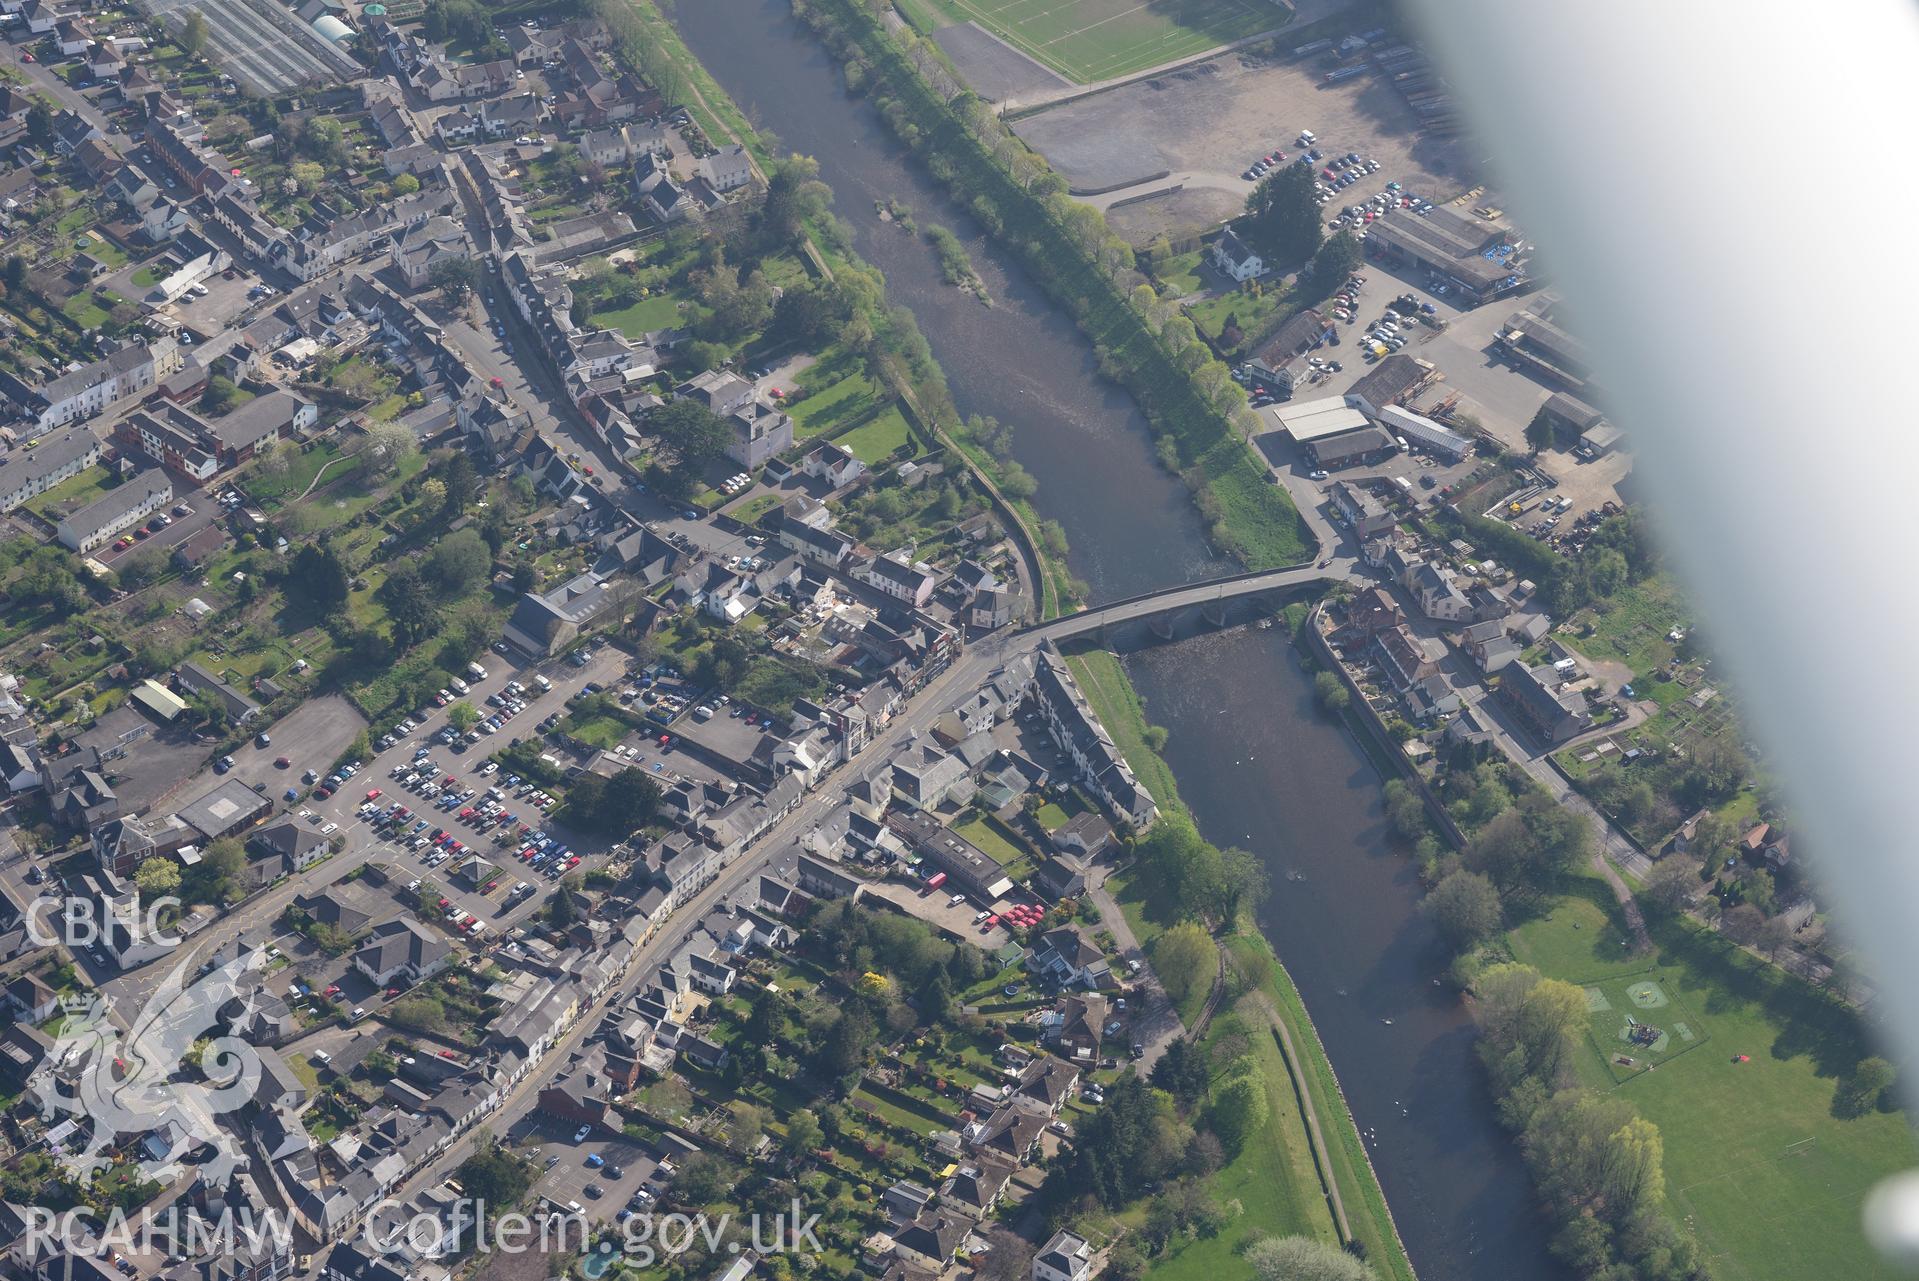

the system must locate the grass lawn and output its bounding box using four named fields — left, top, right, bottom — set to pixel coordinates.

left=729, top=493, right=781, bottom=526
left=834, top=405, right=914, bottom=464
left=954, top=814, right=1026, bottom=868
left=284, top=1052, right=323, bottom=1093
left=1186, top=278, right=1294, bottom=353
left=591, top=294, right=685, bottom=339
left=1219, top=935, right=1418, bottom=1281
left=62, top=290, right=119, bottom=330
left=788, top=350, right=885, bottom=439
left=1149, top=989, right=1340, bottom=1281
left=909, top=0, right=1281, bottom=82
left=1034, top=793, right=1087, bottom=832
left=563, top=712, right=629, bottom=750
left=851, top=1085, right=943, bottom=1136
left=131, top=265, right=167, bottom=289
left=244, top=441, right=358, bottom=506
left=25, top=464, right=118, bottom=519
left=1507, top=891, right=1647, bottom=982
left=1513, top=879, right=1919, bottom=1281
left=1064, top=647, right=1181, bottom=809
left=1150, top=249, right=1208, bottom=297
